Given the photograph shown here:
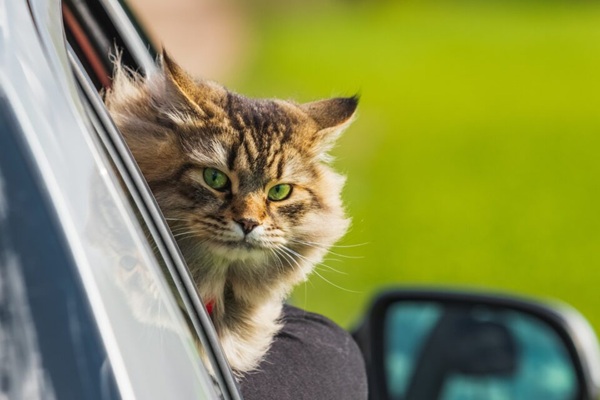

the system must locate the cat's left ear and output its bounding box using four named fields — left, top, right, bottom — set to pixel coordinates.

left=300, top=96, right=358, bottom=159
